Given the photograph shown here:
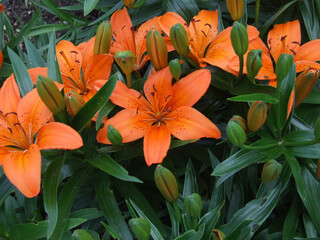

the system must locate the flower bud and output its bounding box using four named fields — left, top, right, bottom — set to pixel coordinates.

left=107, top=125, right=123, bottom=146
left=226, top=0, right=244, bottom=21
left=36, top=75, right=66, bottom=115
left=261, top=160, right=282, bottom=183
left=247, top=101, right=268, bottom=132
left=154, top=165, right=179, bottom=202
left=294, top=67, right=319, bottom=108
left=275, top=54, right=294, bottom=82
left=315, top=117, right=320, bottom=140
left=114, top=50, right=137, bottom=76
left=226, top=119, right=246, bottom=147
left=128, top=218, right=151, bottom=240
left=231, top=115, right=247, bottom=133
left=65, top=91, right=86, bottom=117
left=184, top=193, right=202, bottom=219
left=230, top=22, right=248, bottom=56
left=94, top=21, right=113, bottom=55
left=169, top=59, right=181, bottom=81
left=146, top=27, right=168, bottom=71
left=170, top=23, right=189, bottom=57
left=123, top=0, right=135, bottom=7
left=213, top=230, right=225, bottom=240
left=316, top=159, right=320, bottom=181
left=246, top=49, right=263, bottom=81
